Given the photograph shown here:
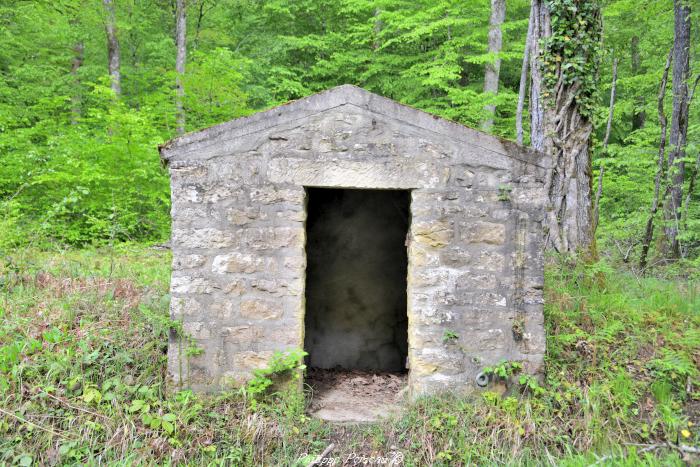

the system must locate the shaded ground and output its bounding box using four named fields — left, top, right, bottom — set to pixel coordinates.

left=306, top=368, right=407, bottom=422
